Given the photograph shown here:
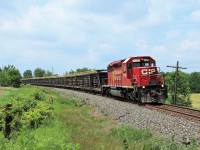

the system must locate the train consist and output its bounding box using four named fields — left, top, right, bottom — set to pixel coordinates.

left=22, top=56, right=168, bottom=103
